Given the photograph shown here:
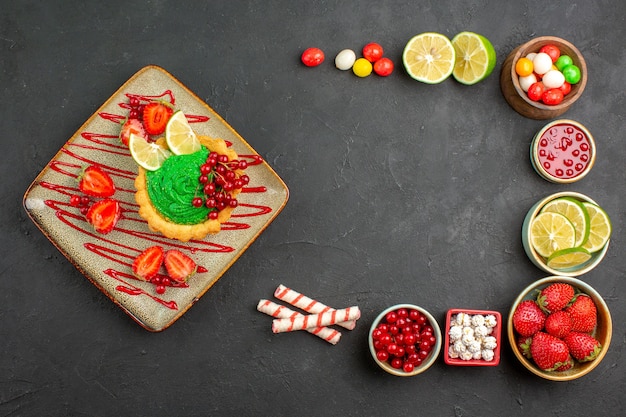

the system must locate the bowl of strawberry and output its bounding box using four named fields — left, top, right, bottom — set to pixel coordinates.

left=500, top=36, right=587, bottom=120
left=369, top=304, right=442, bottom=376
left=508, top=276, right=612, bottom=381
